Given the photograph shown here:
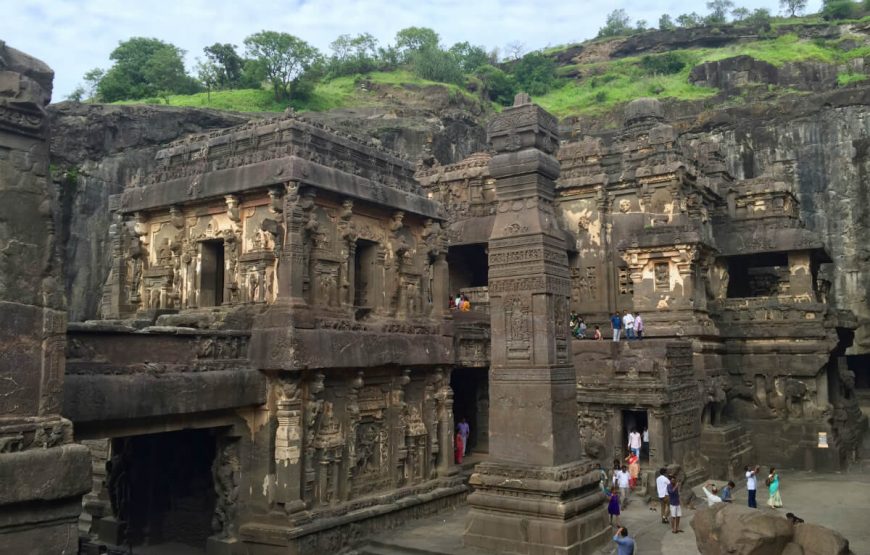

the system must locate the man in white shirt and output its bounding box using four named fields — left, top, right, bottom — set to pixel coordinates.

left=627, top=429, right=642, bottom=456
left=745, top=465, right=759, bottom=508
left=623, top=311, right=635, bottom=340
left=702, top=484, right=723, bottom=507
left=655, top=468, right=670, bottom=524
left=616, top=465, right=631, bottom=508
